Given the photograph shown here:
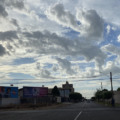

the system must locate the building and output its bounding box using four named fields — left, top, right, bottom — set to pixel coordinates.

left=48, top=81, right=74, bottom=102
left=62, top=81, right=74, bottom=93
left=114, top=91, right=120, bottom=104
left=59, top=81, right=74, bottom=101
